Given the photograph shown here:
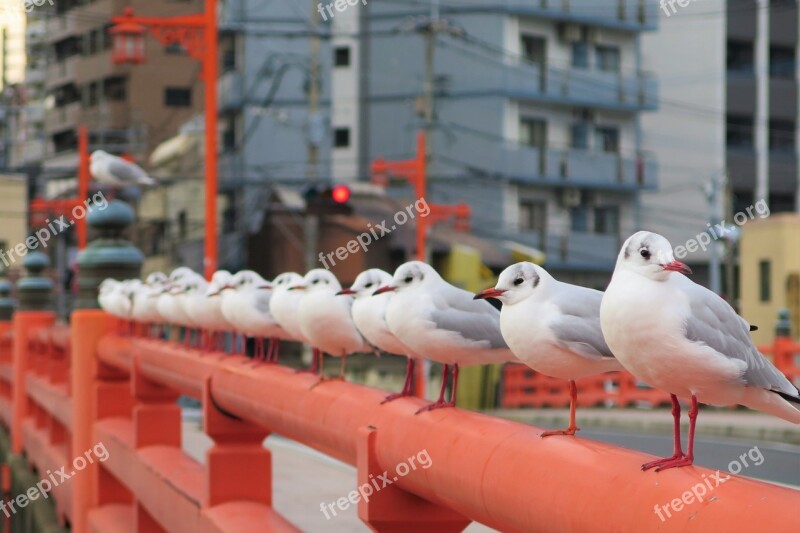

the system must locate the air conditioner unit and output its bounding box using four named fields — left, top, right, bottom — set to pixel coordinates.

left=559, top=187, right=581, bottom=208
left=558, top=23, right=582, bottom=43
